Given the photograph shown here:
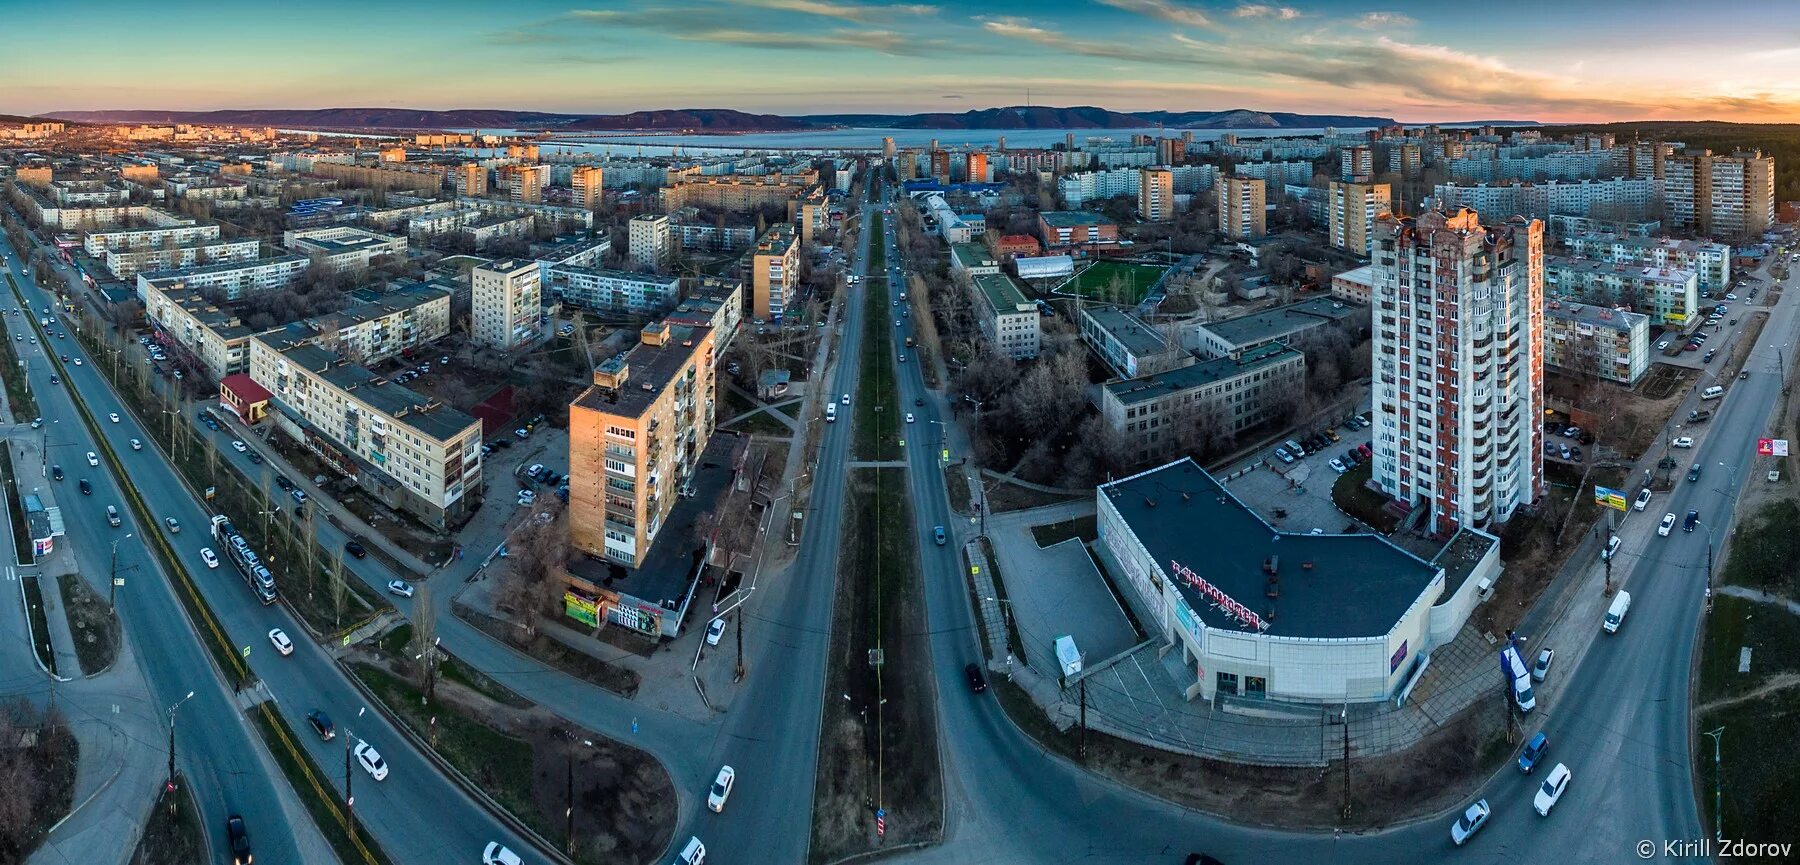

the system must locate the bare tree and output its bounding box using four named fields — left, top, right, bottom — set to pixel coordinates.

left=329, top=546, right=349, bottom=629
left=411, top=579, right=438, bottom=697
